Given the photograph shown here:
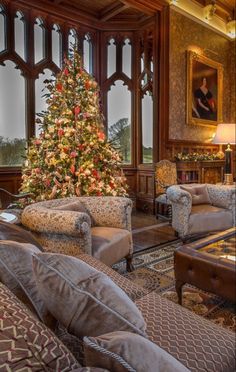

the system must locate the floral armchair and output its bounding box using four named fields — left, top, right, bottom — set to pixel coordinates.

left=167, top=184, right=236, bottom=240
left=21, top=196, right=134, bottom=270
